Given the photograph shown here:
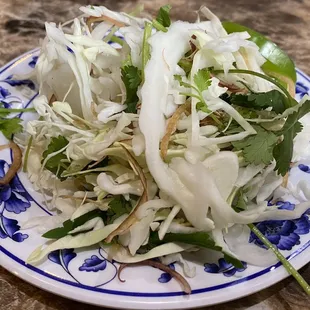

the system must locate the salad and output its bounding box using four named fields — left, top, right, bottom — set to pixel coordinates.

left=2, top=4, right=310, bottom=295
